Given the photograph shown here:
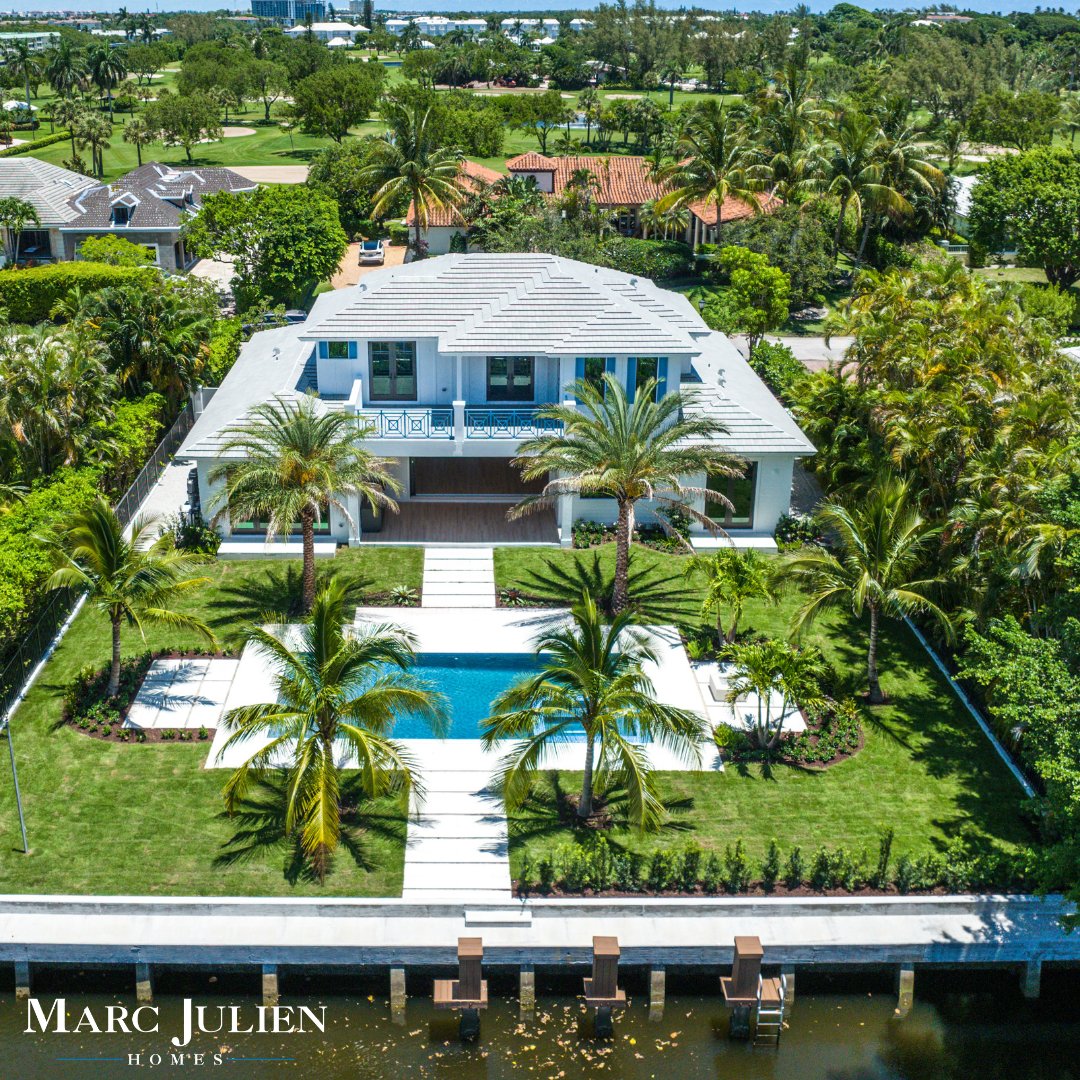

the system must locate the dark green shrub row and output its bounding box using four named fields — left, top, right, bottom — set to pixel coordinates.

left=592, top=237, right=695, bottom=281
left=0, top=262, right=154, bottom=324
left=205, top=317, right=243, bottom=385
left=517, top=832, right=1034, bottom=897
left=0, top=130, right=71, bottom=158
left=774, top=512, right=825, bottom=551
